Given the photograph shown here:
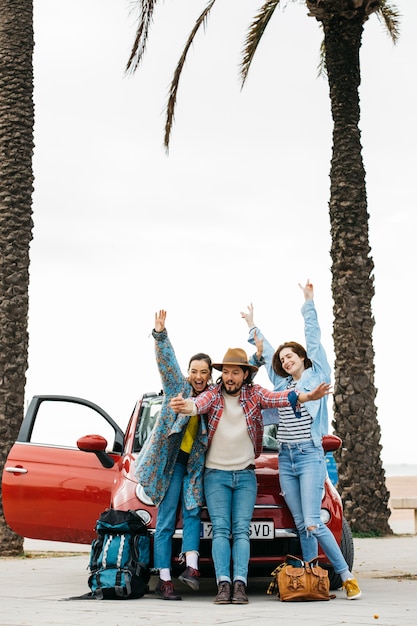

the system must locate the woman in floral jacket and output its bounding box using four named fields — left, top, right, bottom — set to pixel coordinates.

left=134, top=310, right=212, bottom=601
